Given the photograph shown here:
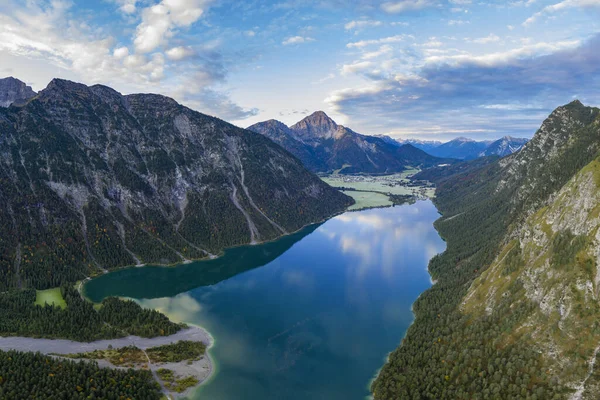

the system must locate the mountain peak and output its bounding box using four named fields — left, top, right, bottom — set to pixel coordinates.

left=290, top=111, right=338, bottom=141
left=0, top=77, right=36, bottom=107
